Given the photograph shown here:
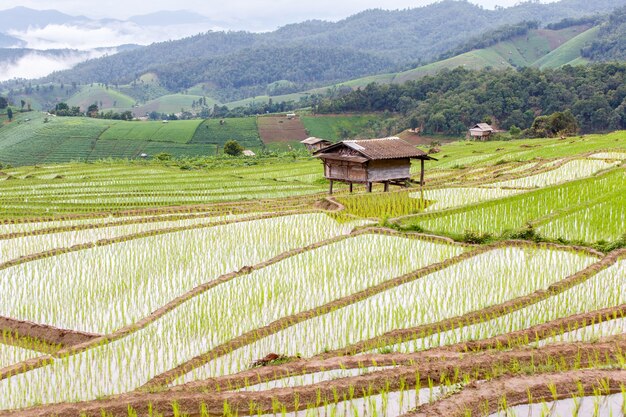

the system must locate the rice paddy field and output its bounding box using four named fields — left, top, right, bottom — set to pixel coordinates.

left=0, top=131, right=624, bottom=417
